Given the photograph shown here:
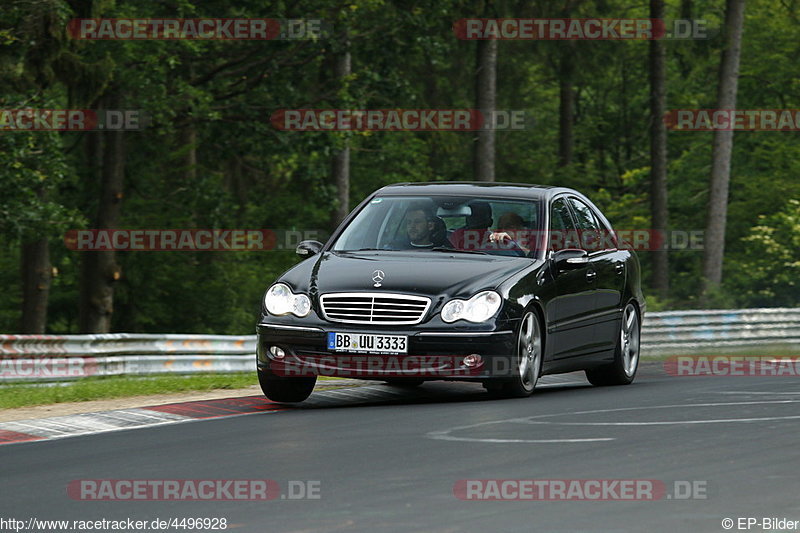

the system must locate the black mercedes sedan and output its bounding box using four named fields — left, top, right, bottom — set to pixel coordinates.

left=256, top=182, right=645, bottom=402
